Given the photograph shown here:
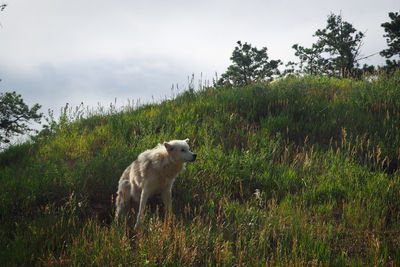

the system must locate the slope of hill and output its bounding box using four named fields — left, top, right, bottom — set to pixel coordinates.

left=1, top=74, right=400, bottom=265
